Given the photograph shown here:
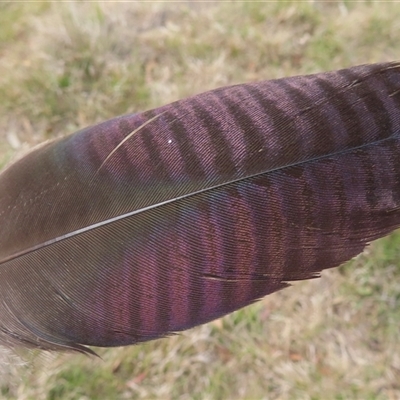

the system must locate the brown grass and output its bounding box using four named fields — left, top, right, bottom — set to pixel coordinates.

left=1, top=1, right=400, bottom=399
